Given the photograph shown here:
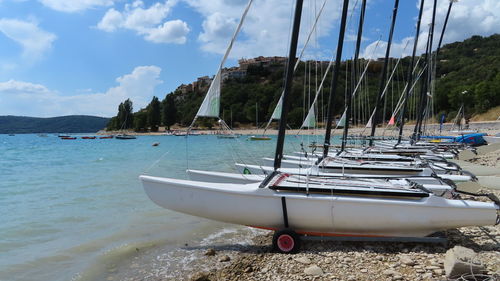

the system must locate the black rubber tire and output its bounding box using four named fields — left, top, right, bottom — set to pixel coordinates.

left=272, top=229, right=301, bottom=254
